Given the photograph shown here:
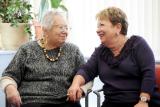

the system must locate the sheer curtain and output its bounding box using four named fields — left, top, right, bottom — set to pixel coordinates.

left=64, top=0, right=160, bottom=60
left=30, top=0, right=160, bottom=60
